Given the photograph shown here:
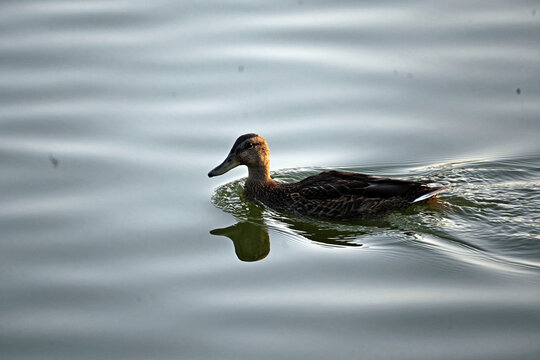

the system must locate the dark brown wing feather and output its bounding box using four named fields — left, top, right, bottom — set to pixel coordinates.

left=295, top=170, right=432, bottom=199
left=284, top=170, right=439, bottom=220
